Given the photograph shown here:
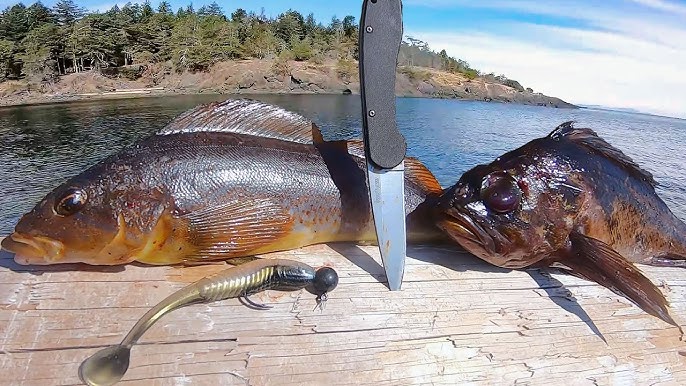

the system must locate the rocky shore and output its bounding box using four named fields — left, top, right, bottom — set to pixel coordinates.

left=0, top=59, right=577, bottom=109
